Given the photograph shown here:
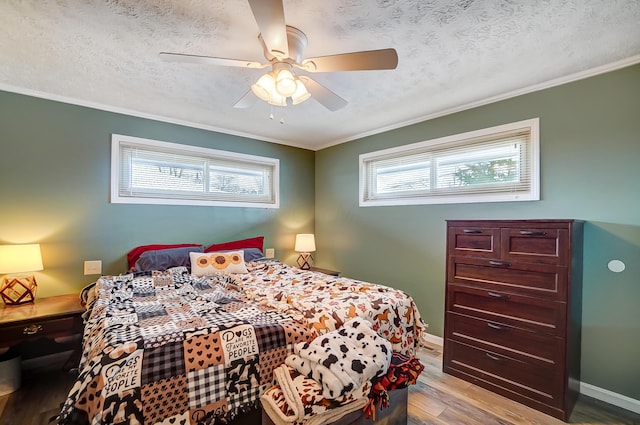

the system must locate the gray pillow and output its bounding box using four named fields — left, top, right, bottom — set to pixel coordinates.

left=240, top=247, right=266, bottom=262
left=135, top=245, right=205, bottom=272
left=210, top=247, right=266, bottom=262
